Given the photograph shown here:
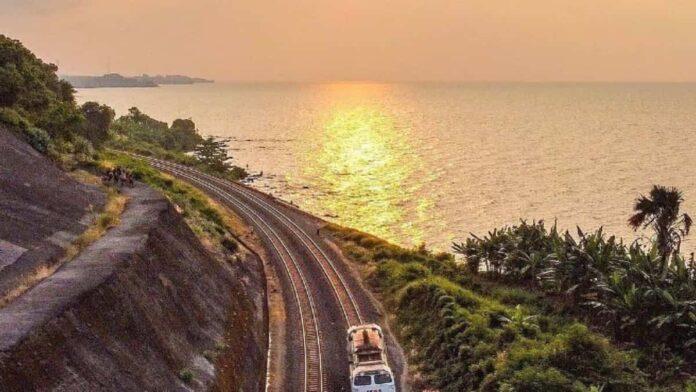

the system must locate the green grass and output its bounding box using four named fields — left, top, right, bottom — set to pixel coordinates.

left=106, top=137, right=247, bottom=181
left=178, top=368, right=194, bottom=384
left=98, top=151, right=240, bottom=251
left=325, top=223, right=668, bottom=391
